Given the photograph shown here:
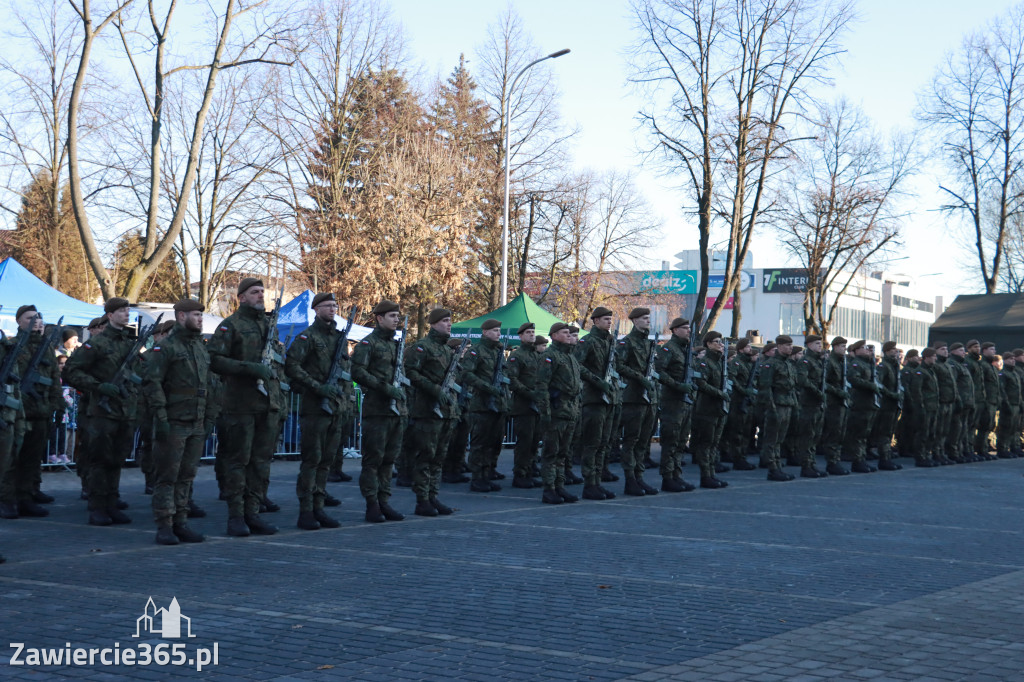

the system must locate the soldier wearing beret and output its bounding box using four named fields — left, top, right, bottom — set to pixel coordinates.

left=539, top=322, right=579, bottom=504
left=947, top=342, right=975, bottom=461
left=142, top=299, right=217, bottom=545
left=507, top=322, right=545, bottom=489
left=965, top=340, right=991, bottom=460
left=653, top=317, right=697, bottom=492
left=73, top=316, right=109, bottom=499
left=819, top=337, right=851, bottom=476
left=867, top=341, right=904, bottom=470
left=758, top=335, right=797, bottom=481
left=928, top=341, right=959, bottom=465
left=574, top=307, right=621, bottom=499
left=721, top=336, right=758, bottom=471
left=690, top=331, right=729, bottom=488
left=752, top=342, right=776, bottom=467
left=459, top=319, right=511, bottom=493
left=616, top=307, right=660, bottom=496
left=1013, top=349, right=1024, bottom=456
left=905, top=349, right=941, bottom=466
left=839, top=340, right=879, bottom=473
left=404, top=308, right=461, bottom=516
left=994, top=352, right=1021, bottom=458
left=206, top=278, right=283, bottom=536
left=136, top=320, right=177, bottom=497
left=976, top=342, right=1000, bottom=459
left=63, top=298, right=139, bottom=526
left=792, top=335, right=827, bottom=477
left=285, top=293, right=353, bottom=530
